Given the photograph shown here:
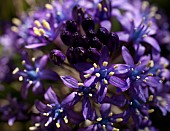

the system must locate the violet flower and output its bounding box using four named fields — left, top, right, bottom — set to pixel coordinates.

left=12, top=52, right=59, bottom=98
left=79, top=46, right=130, bottom=102
left=35, top=87, right=83, bottom=130
left=0, top=96, right=28, bottom=126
